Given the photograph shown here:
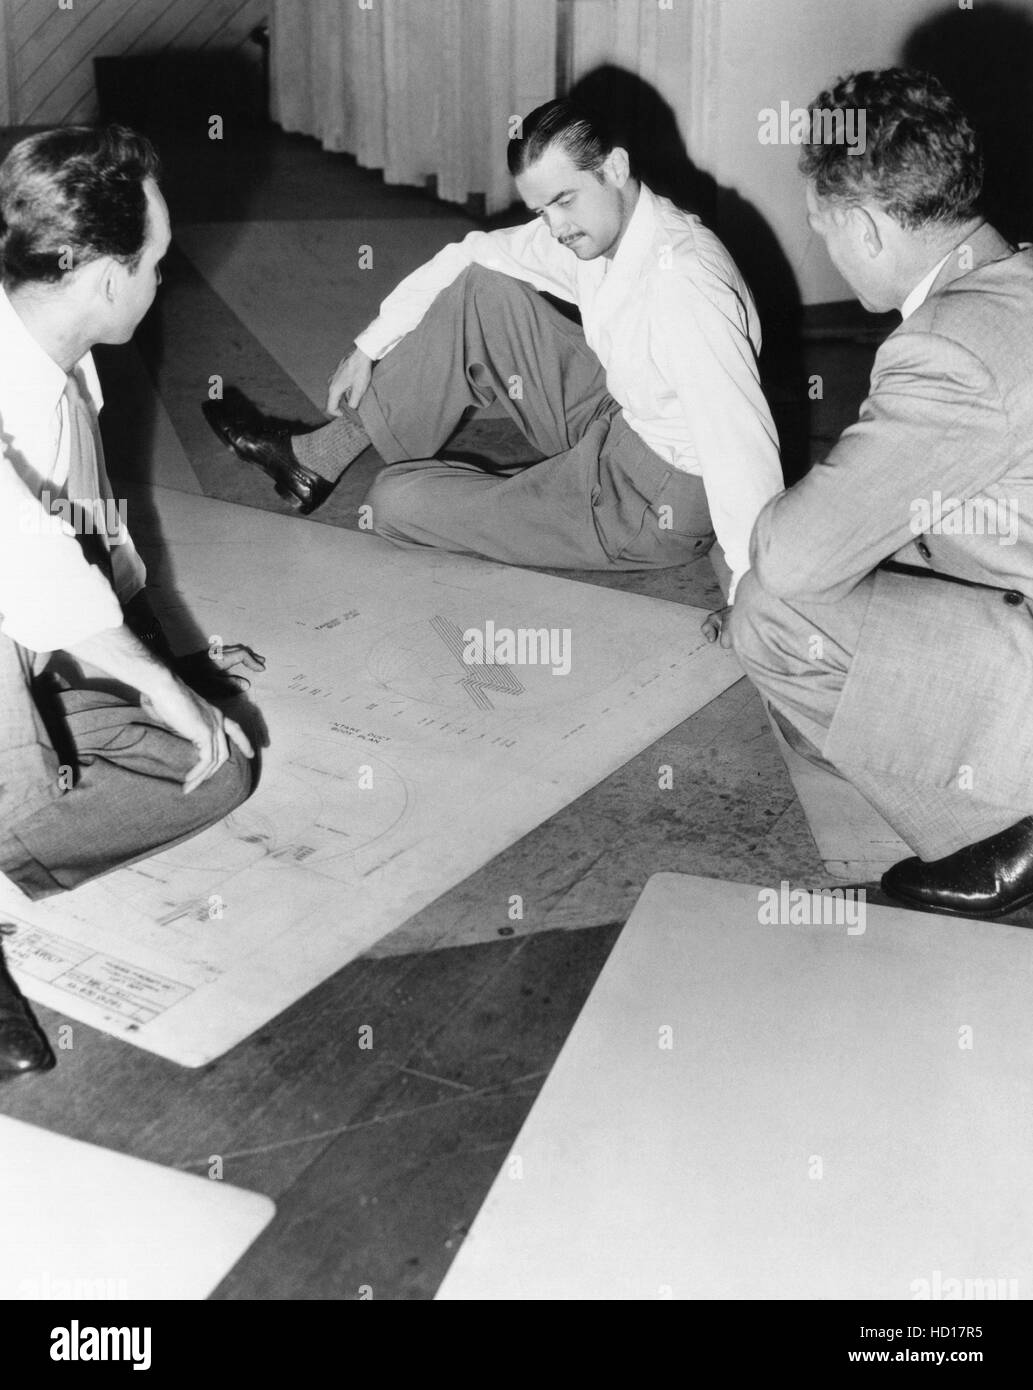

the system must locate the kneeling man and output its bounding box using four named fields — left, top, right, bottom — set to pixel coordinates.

left=0, top=127, right=259, bottom=1075
left=733, top=68, right=1033, bottom=919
